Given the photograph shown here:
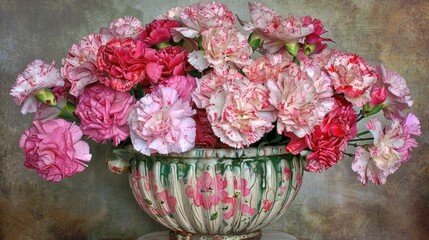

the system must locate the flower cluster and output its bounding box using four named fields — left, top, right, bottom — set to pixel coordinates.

left=11, top=2, right=419, bottom=185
